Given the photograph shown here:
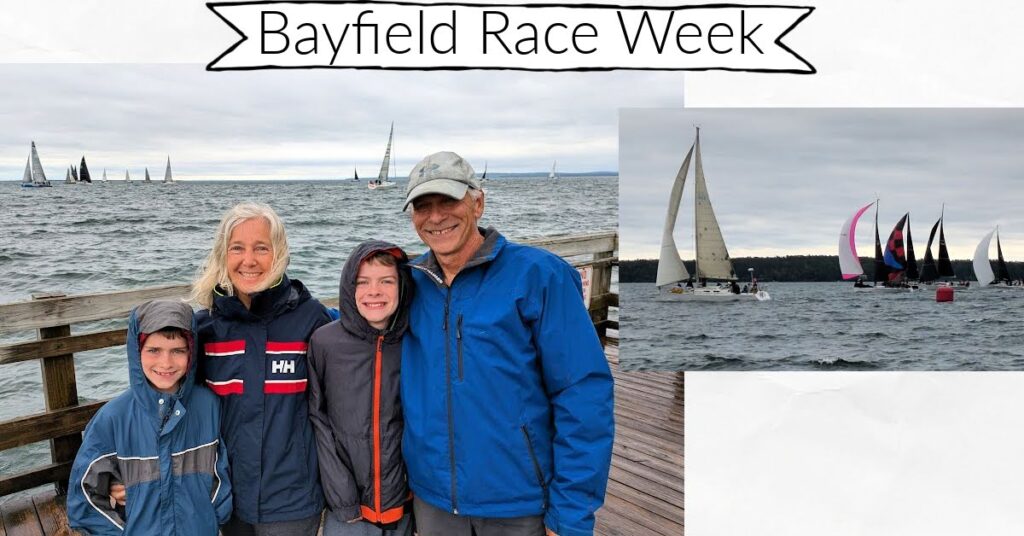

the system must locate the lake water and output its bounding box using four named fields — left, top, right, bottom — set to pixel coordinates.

left=620, top=282, right=1024, bottom=371
left=0, top=177, right=616, bottom=493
